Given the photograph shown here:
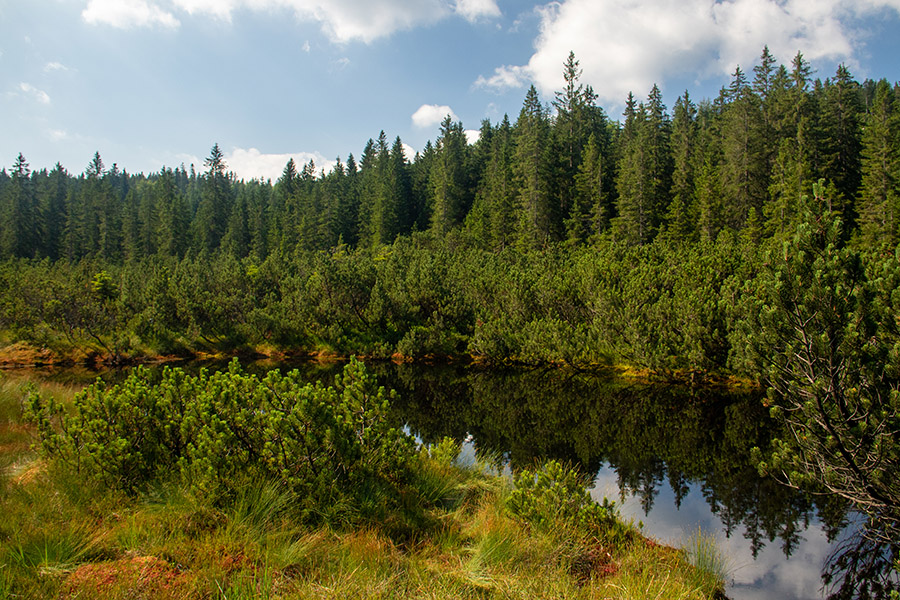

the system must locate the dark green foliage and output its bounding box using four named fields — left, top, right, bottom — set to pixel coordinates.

left=735, top=181, right=900, bottom=597
left=26, top=358, right=416, bottom=523
left=507, top=460, right=631, bottom=546
left=857, top=79, right=900, bottom=248
left=1, top=48, right=895, bottom=262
